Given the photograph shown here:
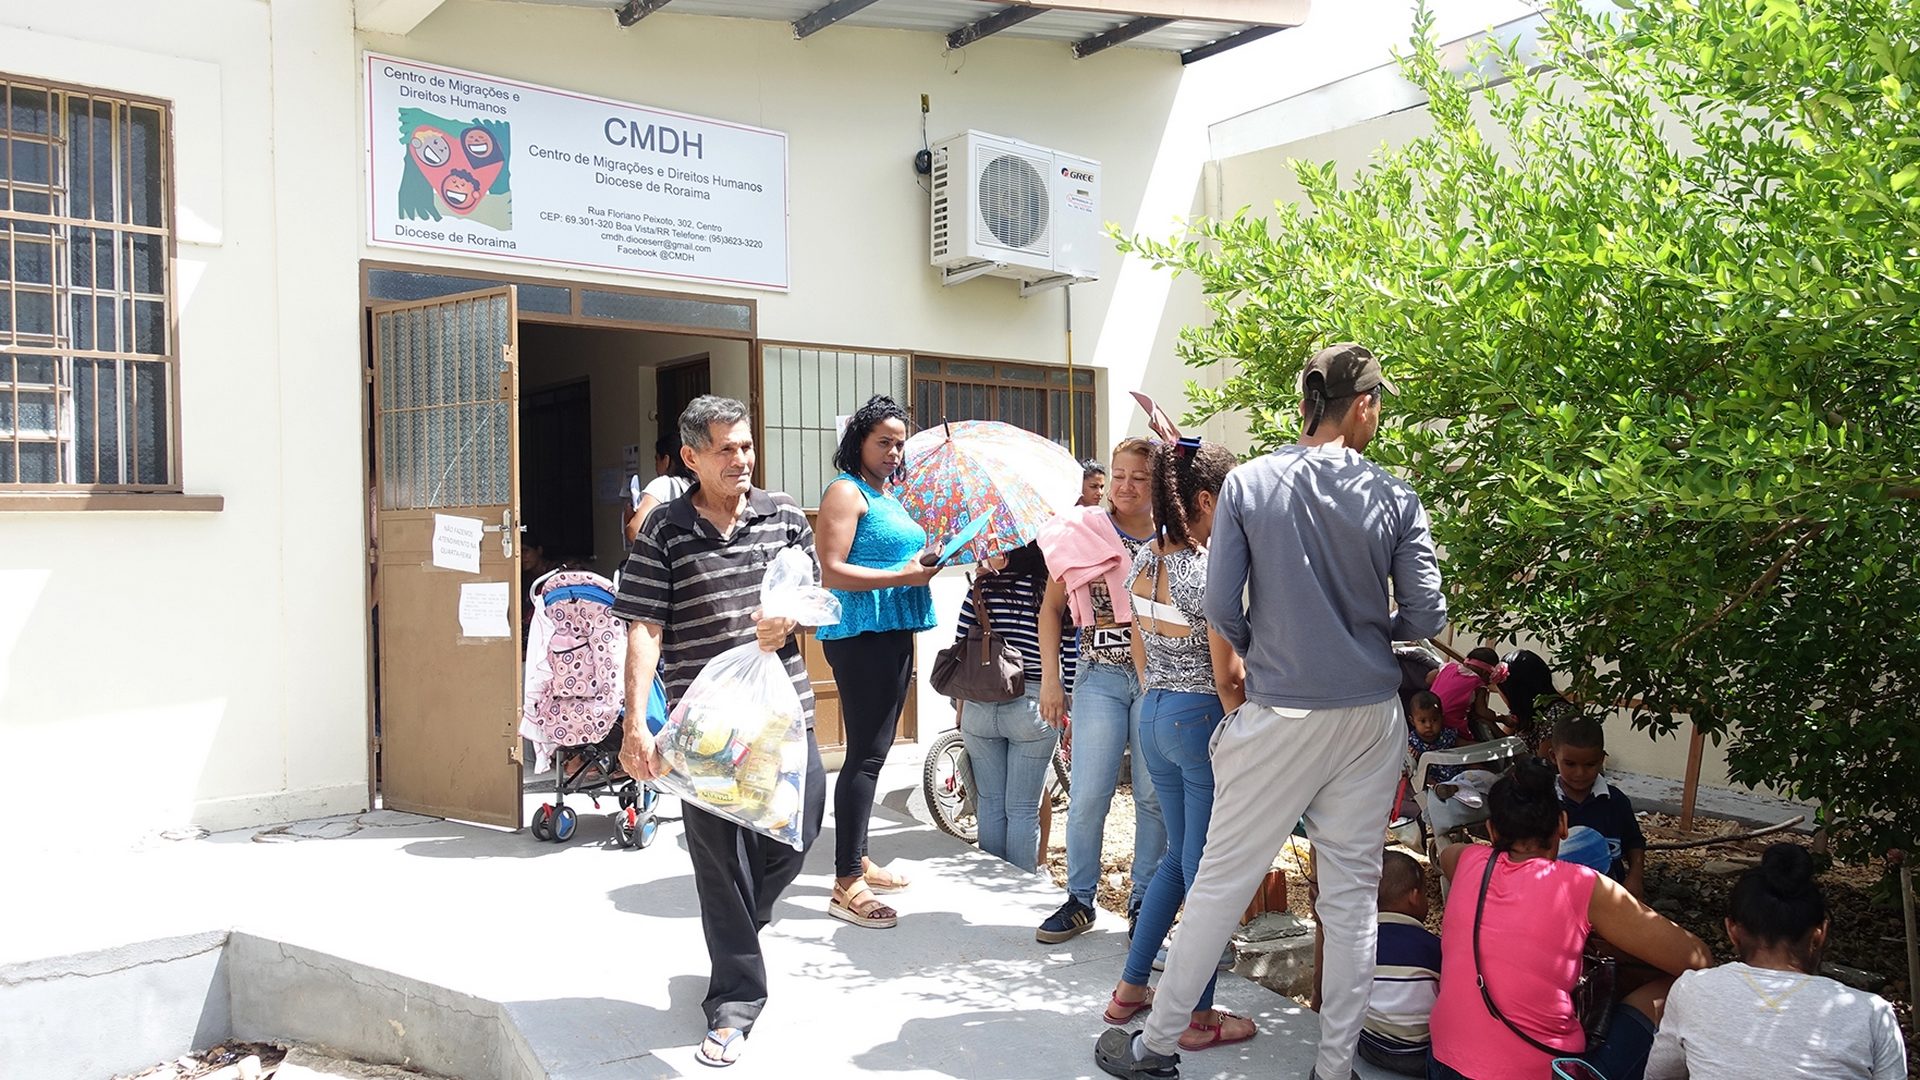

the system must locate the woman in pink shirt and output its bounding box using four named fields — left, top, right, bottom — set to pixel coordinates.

left=1429, top=761, right=1709, bottom=1080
